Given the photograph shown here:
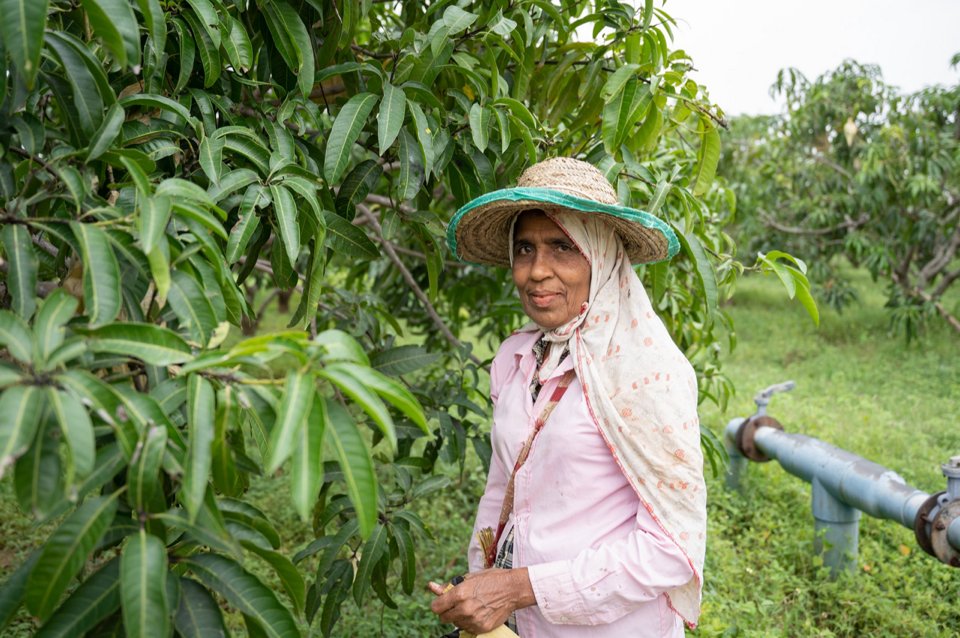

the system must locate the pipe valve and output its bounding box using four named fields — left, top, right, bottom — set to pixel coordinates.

left=752, top=380, right=796, bottom=417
